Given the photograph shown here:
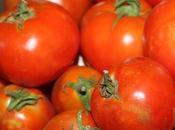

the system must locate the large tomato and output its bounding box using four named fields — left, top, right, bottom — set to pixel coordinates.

left=94, top=0, right=114, bottom=3
left=81, top=0, right=151, bottom=72
left=0, top=83, right=4, bottom=90
left=0, top=85, right=55, bottom=130
left=91, top=57, right=175, bottom=130
left=51, top=65, right=101, bottom=113
left=43, top=110, right=99, bottom=130
left=4, top=0, right=93, bottom=24
left=144, top=0, right=175, bottom=79
left=94, top=0, right=151, bottom=6
left=82, top=0, right=151, bottom=27
left=0, top=0, right=79, bottom=87
left=146, top=0, right=162, bottom=7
